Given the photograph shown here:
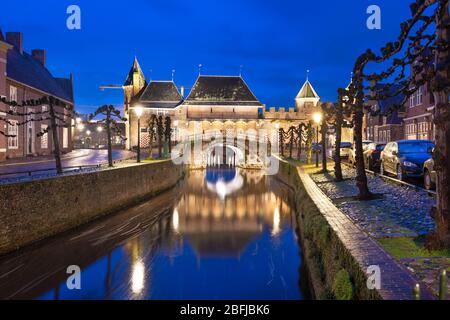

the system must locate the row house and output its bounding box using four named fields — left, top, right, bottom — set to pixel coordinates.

left=403, top=65, right=435, bottom=141
left=0, top=31, right=74, bottom=162
left=365, top=84, right=405, bottom=143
